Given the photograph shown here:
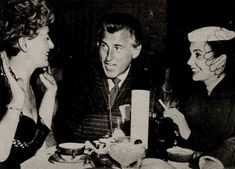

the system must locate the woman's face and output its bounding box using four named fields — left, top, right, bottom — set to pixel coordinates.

left=187, top=42, right=226, bottom=84
left=26, top=26, right=54, bottom=68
